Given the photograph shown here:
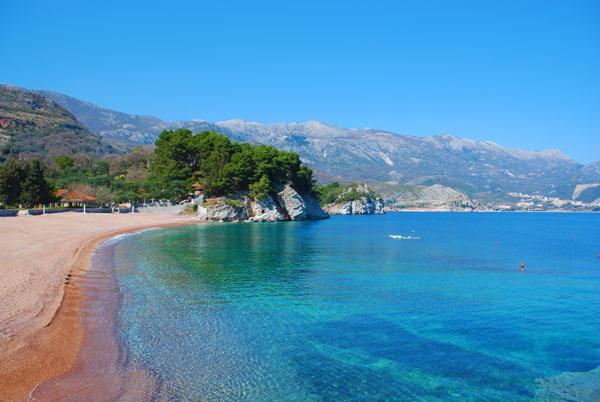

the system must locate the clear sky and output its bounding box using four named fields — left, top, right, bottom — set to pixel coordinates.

left=1, top=0, right=599, bottom=162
